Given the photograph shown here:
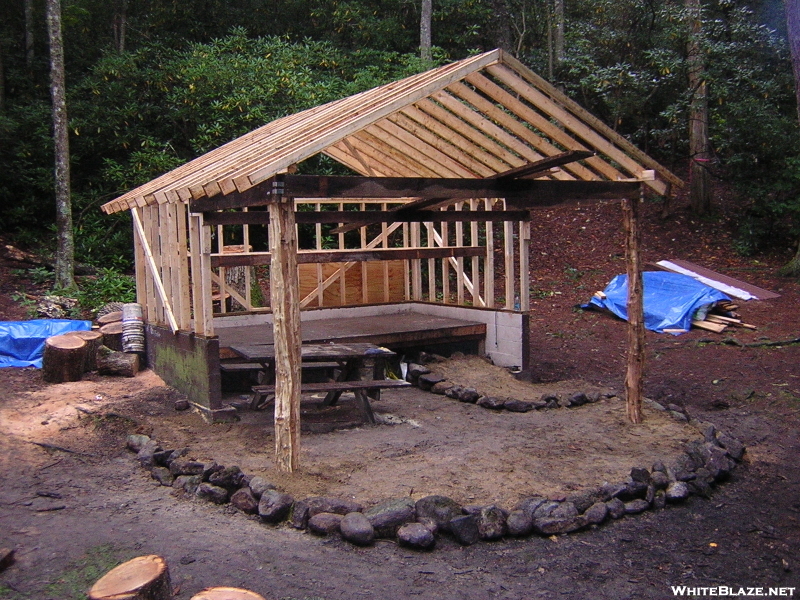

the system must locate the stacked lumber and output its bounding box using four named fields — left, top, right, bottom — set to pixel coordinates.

left=691, top=300, right=756, bottom=334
